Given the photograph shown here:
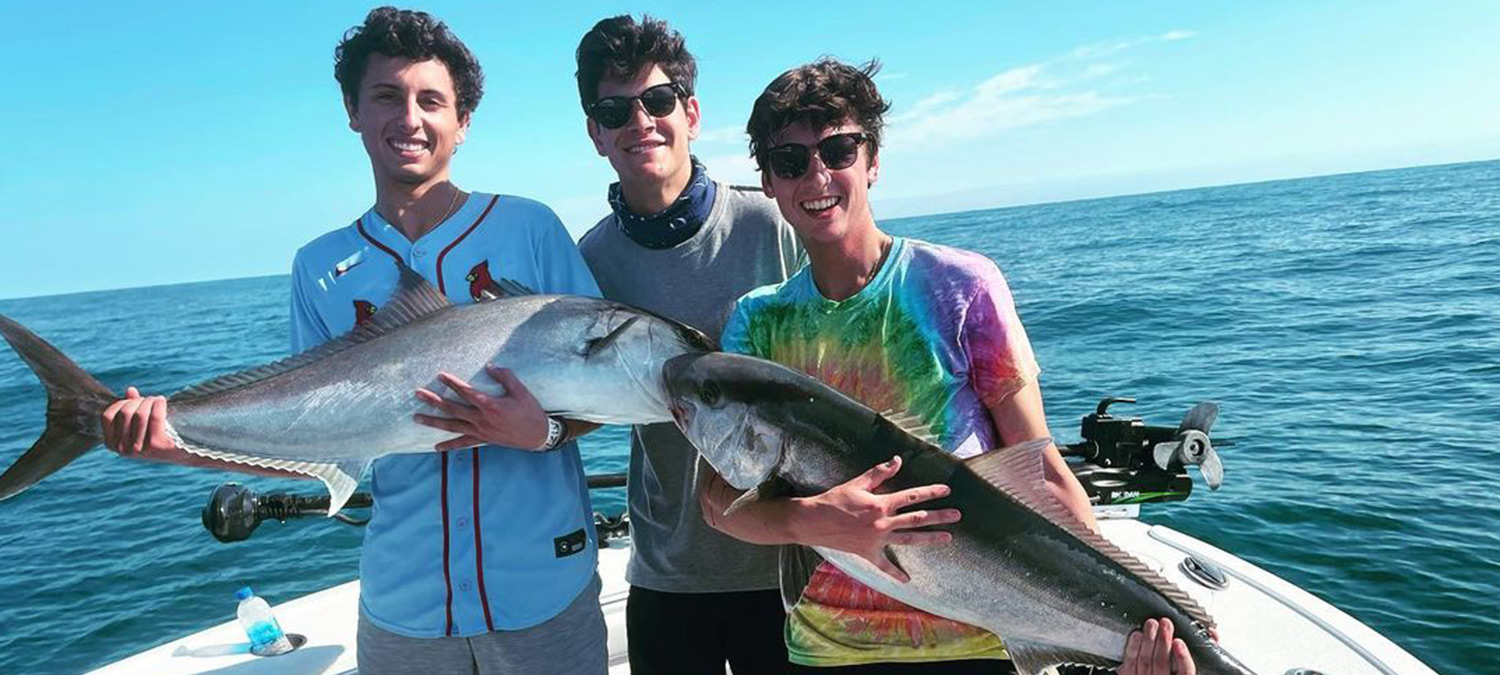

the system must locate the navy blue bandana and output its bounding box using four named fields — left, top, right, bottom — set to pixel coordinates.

left=609, top=156, right=716, bottom=250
